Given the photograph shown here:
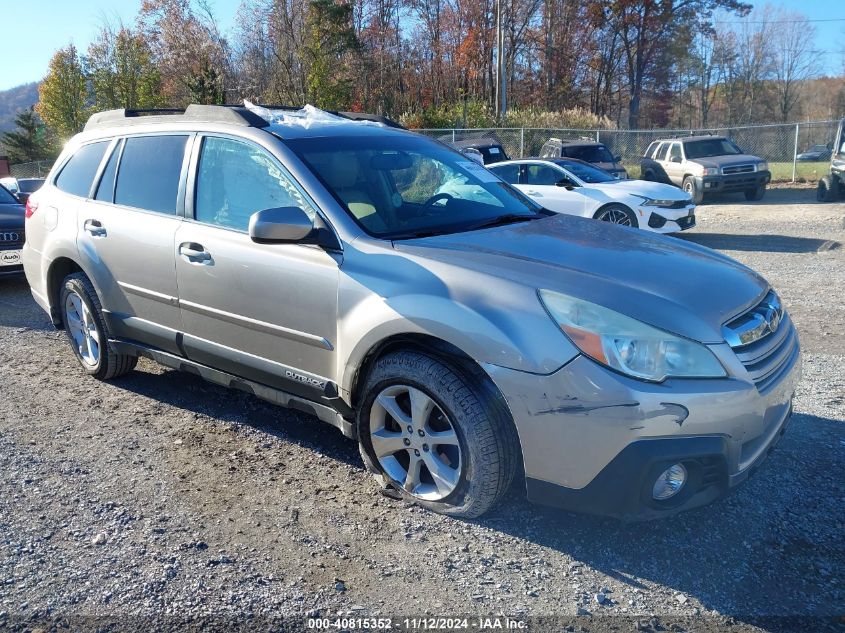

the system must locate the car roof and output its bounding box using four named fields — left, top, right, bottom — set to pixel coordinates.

left=493, top=157, right=595, bottom=168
